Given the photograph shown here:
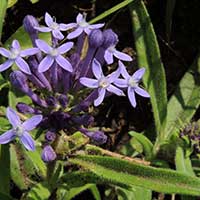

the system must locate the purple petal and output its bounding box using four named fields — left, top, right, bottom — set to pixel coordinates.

left=6, top=107, right=21, bottom=128
left=15, top=57, right=31, bottom=75
left=84, top=27, right=91, bottom=35
left=20, top=48, right=40, bottom=57
left=20, top=131, right=35, bottom=151
left=58, top=42, right=73, bottom=54
left=90, top=23, right=105, bottom=29
left=134, top=86, right=150, bottom=98
left=11, top=40, right=20, bottom=50
left=0, top=60, right=13, bottom=72
left=107, top=85, right=125, bottom=96
left=0, top=48, right=10, bottom=58
left=55, top=55, right=73, bottom=72
left=22, top=115, right=43, bottom=131
left=107, top=67, right=121, bottom=83
left=38, top=55, right=54, bottom=73
left=104, top=50, right=114, bottom=64
left=92, top=59, right=103, bottom=79
left=132, top=68, right=145, bottom=81
left=76, top=13, right=83, bottom=23
left=118, top=61, right=130, bottom=79
left=128, top=87, right=136, bottom=107
left=0, top=130, right=15, bottom=144
left=114, top=50, right=132, bottom=62
left=59, top=23, right=76, bottom=31
left=67, top=28, right=83, bottom=39
left=45, top=12, right=53, bottom=27
left=94, top=88, right=106, bottom=106
left=114, top=78, right=128, bottom=88
left=52, top=29, right=64, bottom=40
left=80, top=77, right=98, bottom=88
left=35, top=39, right=52, bottom=54
left=34, top=26, right=51, bottom=32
